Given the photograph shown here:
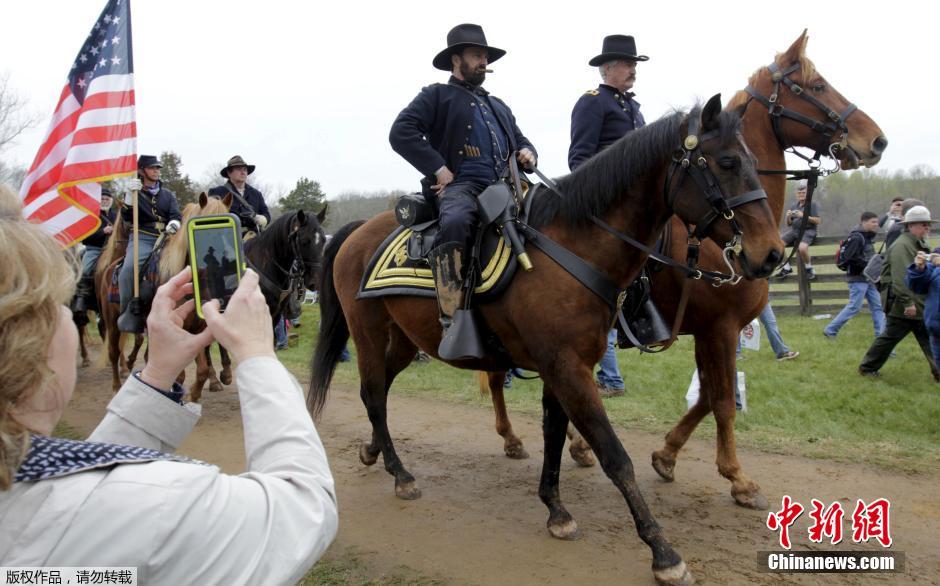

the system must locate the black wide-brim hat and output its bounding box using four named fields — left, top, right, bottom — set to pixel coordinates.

left=432, top=23, right=506, bottom=71
left=588, top=35, right=649, bottom=66
left=220, top=154, right=256, bottom=178
left=137, top=154, right=163, bottom=169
